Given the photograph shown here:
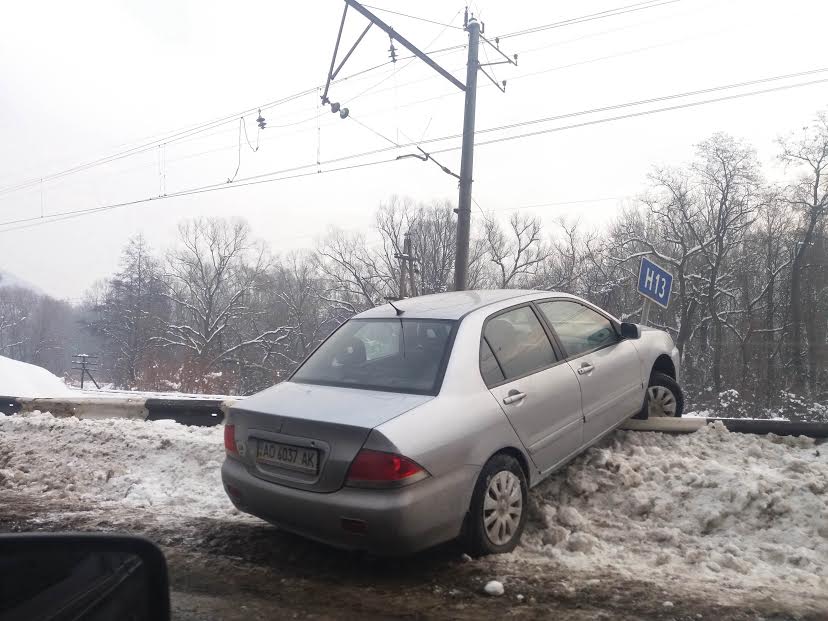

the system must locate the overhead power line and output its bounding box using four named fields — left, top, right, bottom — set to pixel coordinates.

left=0, top=156, right=401, bottom=233
left=0, top=88, right=314, bottom=198
left=472, top=67, right=828, bottom=137
left=362, top=5, right=463, bottom=29
left=2, top=69, right=826, bottom=234
left=498, top=0, right=681, bottom=39
left=327, top=67, right=828, bottom=159
left=432, top=76, right=828, bottom=152
left=0, top=0, right=685, bottom=199
left=0, top=32, right=748, bottom=203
